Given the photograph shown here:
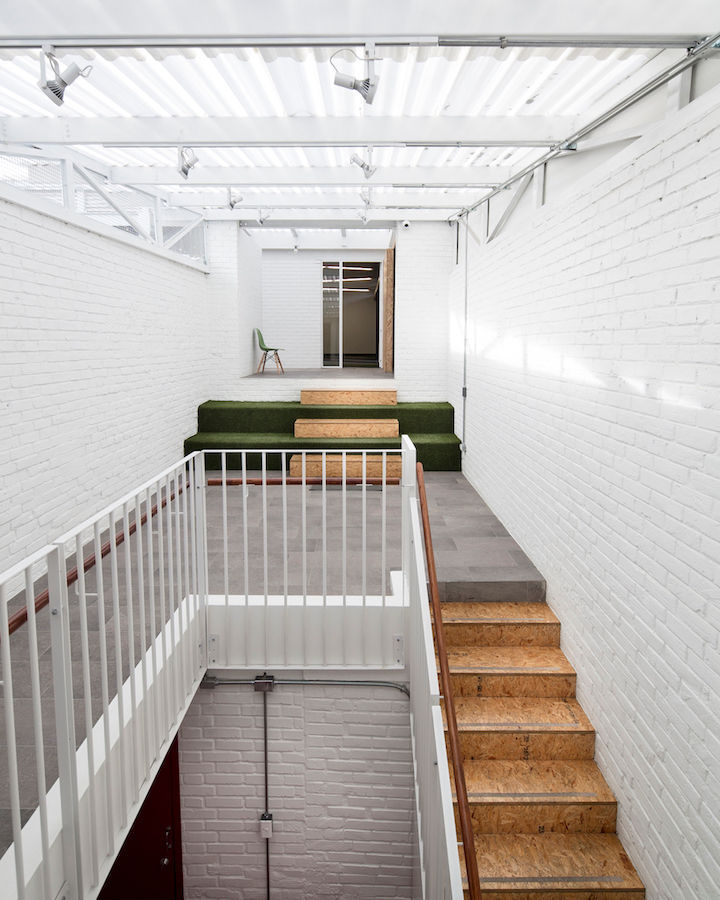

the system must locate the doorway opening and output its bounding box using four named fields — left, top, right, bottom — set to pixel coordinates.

left=323, top=261, right=381, bottom=367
